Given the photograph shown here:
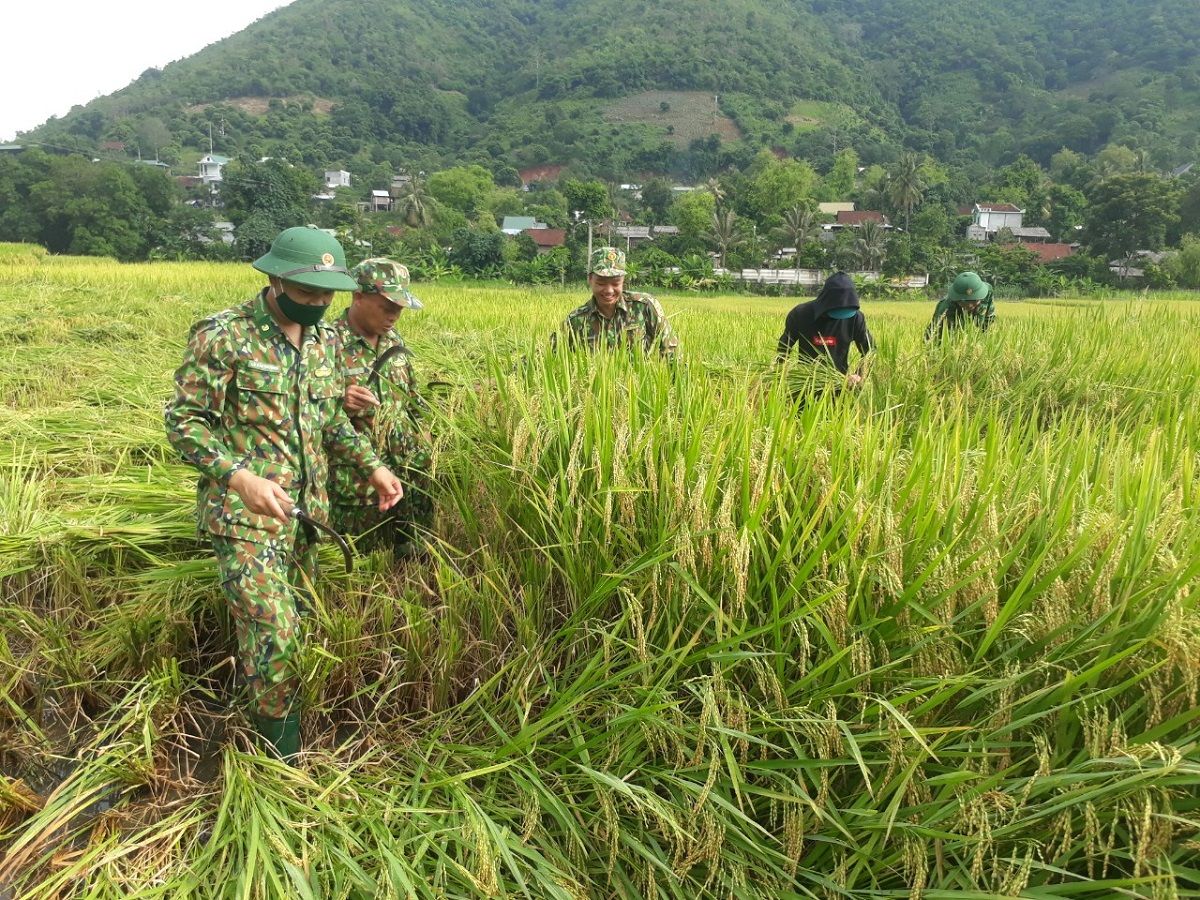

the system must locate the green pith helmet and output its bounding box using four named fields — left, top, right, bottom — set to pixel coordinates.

left=589, top=246, right=626, bottom=277
left=252, top=226, right=358, bottom=292
left=948, top=271, right=991, bottom=303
